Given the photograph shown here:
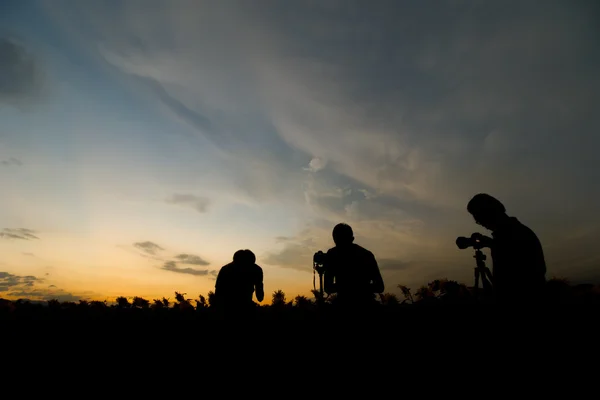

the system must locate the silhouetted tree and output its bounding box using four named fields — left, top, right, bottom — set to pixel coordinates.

left=151, top=299, right=165, bottom=310
left=78, top=300, right=89, bottom=309
left=47, top=299, right=60, bottom=310
left=207, top=291, right=216, bottom=307
left=397, top=284, right=414, bottom=304
left=132, top=296, right=150, bottom=309
left=379, top=293, right=399, bottom=306
left=174, top=292, right=193, bottom=310
left=161, top=297, right=170, bottom=308
left=415, top=285, right=435, bottom=302
left=195, top=294, right=207, bottom=310
left=272, top=290, right=286, bottom=307
left=116, top=296, right=130, bottom=309
left=90, top=300, right=107, bottom=310
left=293, top=295, right=313, bottom=310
